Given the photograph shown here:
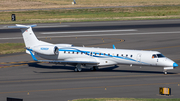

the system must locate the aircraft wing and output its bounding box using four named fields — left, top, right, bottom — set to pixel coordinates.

left=38, top=60, right=99, bottom=64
